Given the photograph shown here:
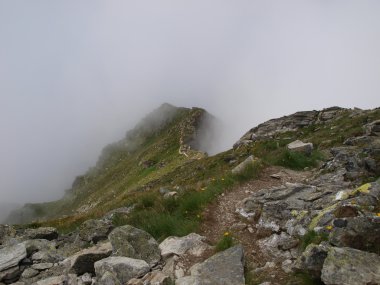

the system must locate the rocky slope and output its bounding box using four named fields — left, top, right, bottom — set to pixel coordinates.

left=1, top=105, right=379, bottom=285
